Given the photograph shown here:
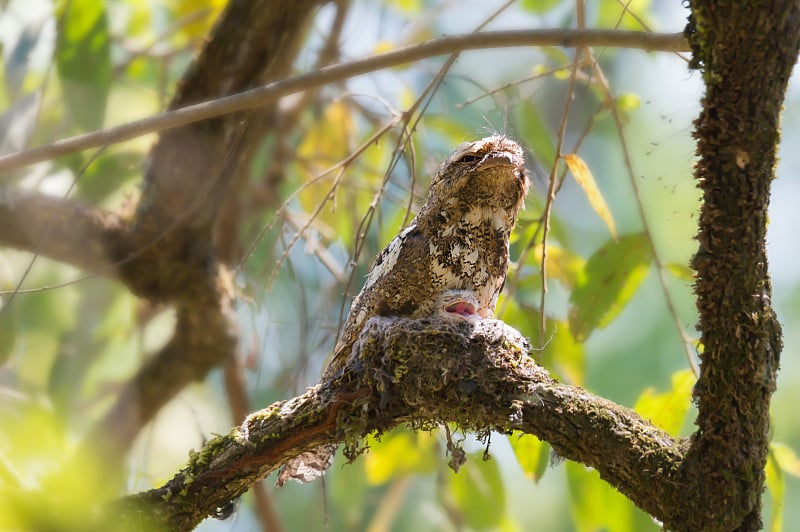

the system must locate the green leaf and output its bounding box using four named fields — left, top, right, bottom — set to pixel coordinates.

left=665, top=262, right=695, bottom=282
left=542, top=318, right=585, bottom=385
left=443, top=452, right=505, bottom=530
left=568, top=233, right=651, bottom=341
left=496, top=299, right=585, bottom=385
left=533, top=243, right=586, bottom=289
left=0, top=404, right=116, bottom=529
left=76, top=150, right=143, bottom=203
left=16, top=286, right=80, bottom=388
left=363, top=428, right=436, bottom=485
left=509, top=432, right=549, bottom=482
left=566, top=461, right=658, bottom=532
left=520, top=0, right=561, bottom=14
left=327, top=449, right=369, bottom=529
left=766, top=447, right=785, bottom=532
left=633, top=369, right=695, bottom=436
left=596, top=0, right=653, bottom=31
left=55, top=0, right=111, bottom=131
left=513, top=201, right=571, bottom=253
